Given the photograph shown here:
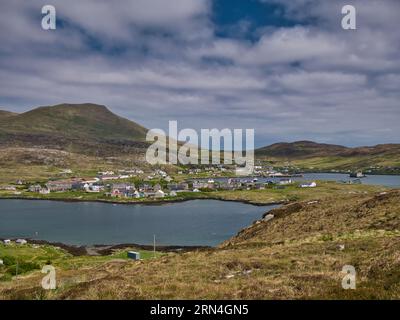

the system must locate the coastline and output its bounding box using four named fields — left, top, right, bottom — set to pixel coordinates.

left=0, top=238, right=212, bottom=256
left=0, top=194, right=285, bottom=207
